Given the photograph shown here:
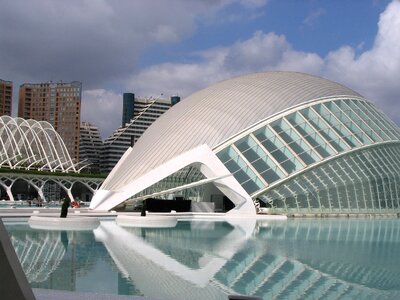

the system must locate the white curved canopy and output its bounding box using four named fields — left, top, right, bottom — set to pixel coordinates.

left=0, top=116, right=77, bottom=172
